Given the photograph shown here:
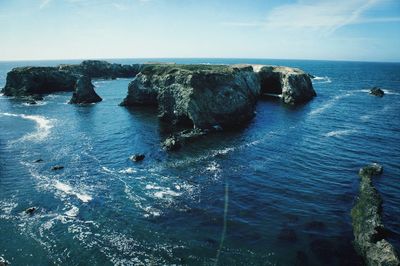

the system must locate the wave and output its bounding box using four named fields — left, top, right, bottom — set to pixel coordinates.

left=22, top=101, right=48, bottom=107
left=312, top=76, right=331, bottom=84
left=309, top=93, right=352, bottom=116
left=54, top=181, right=93, bottom=203
left=118, top=167, right=136, bottom=174
left=0, top=112, right=54, bottom=141
left=354, top=89, right=400, bottom=96
left=325, top=129, right=356, bottom=137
